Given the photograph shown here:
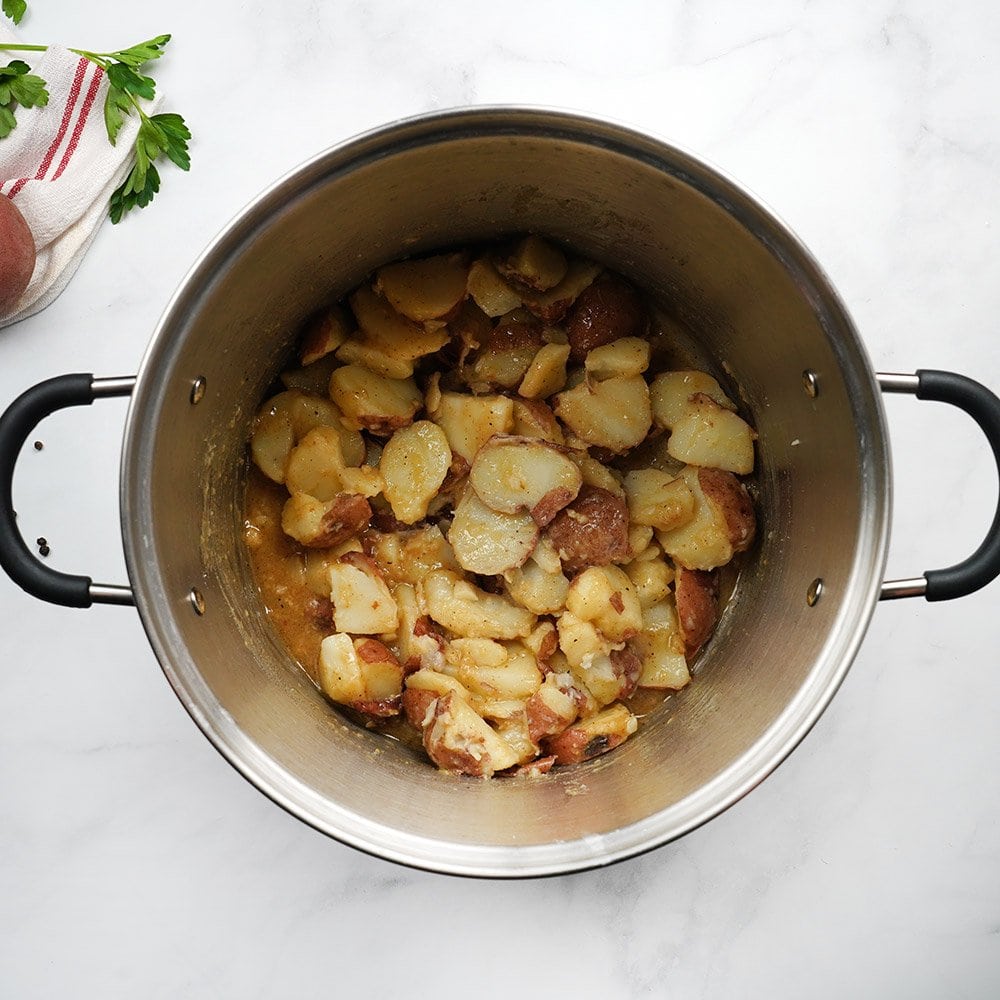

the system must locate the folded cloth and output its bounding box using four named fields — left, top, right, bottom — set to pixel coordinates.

left=0, top=22, right=159, bottom=328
